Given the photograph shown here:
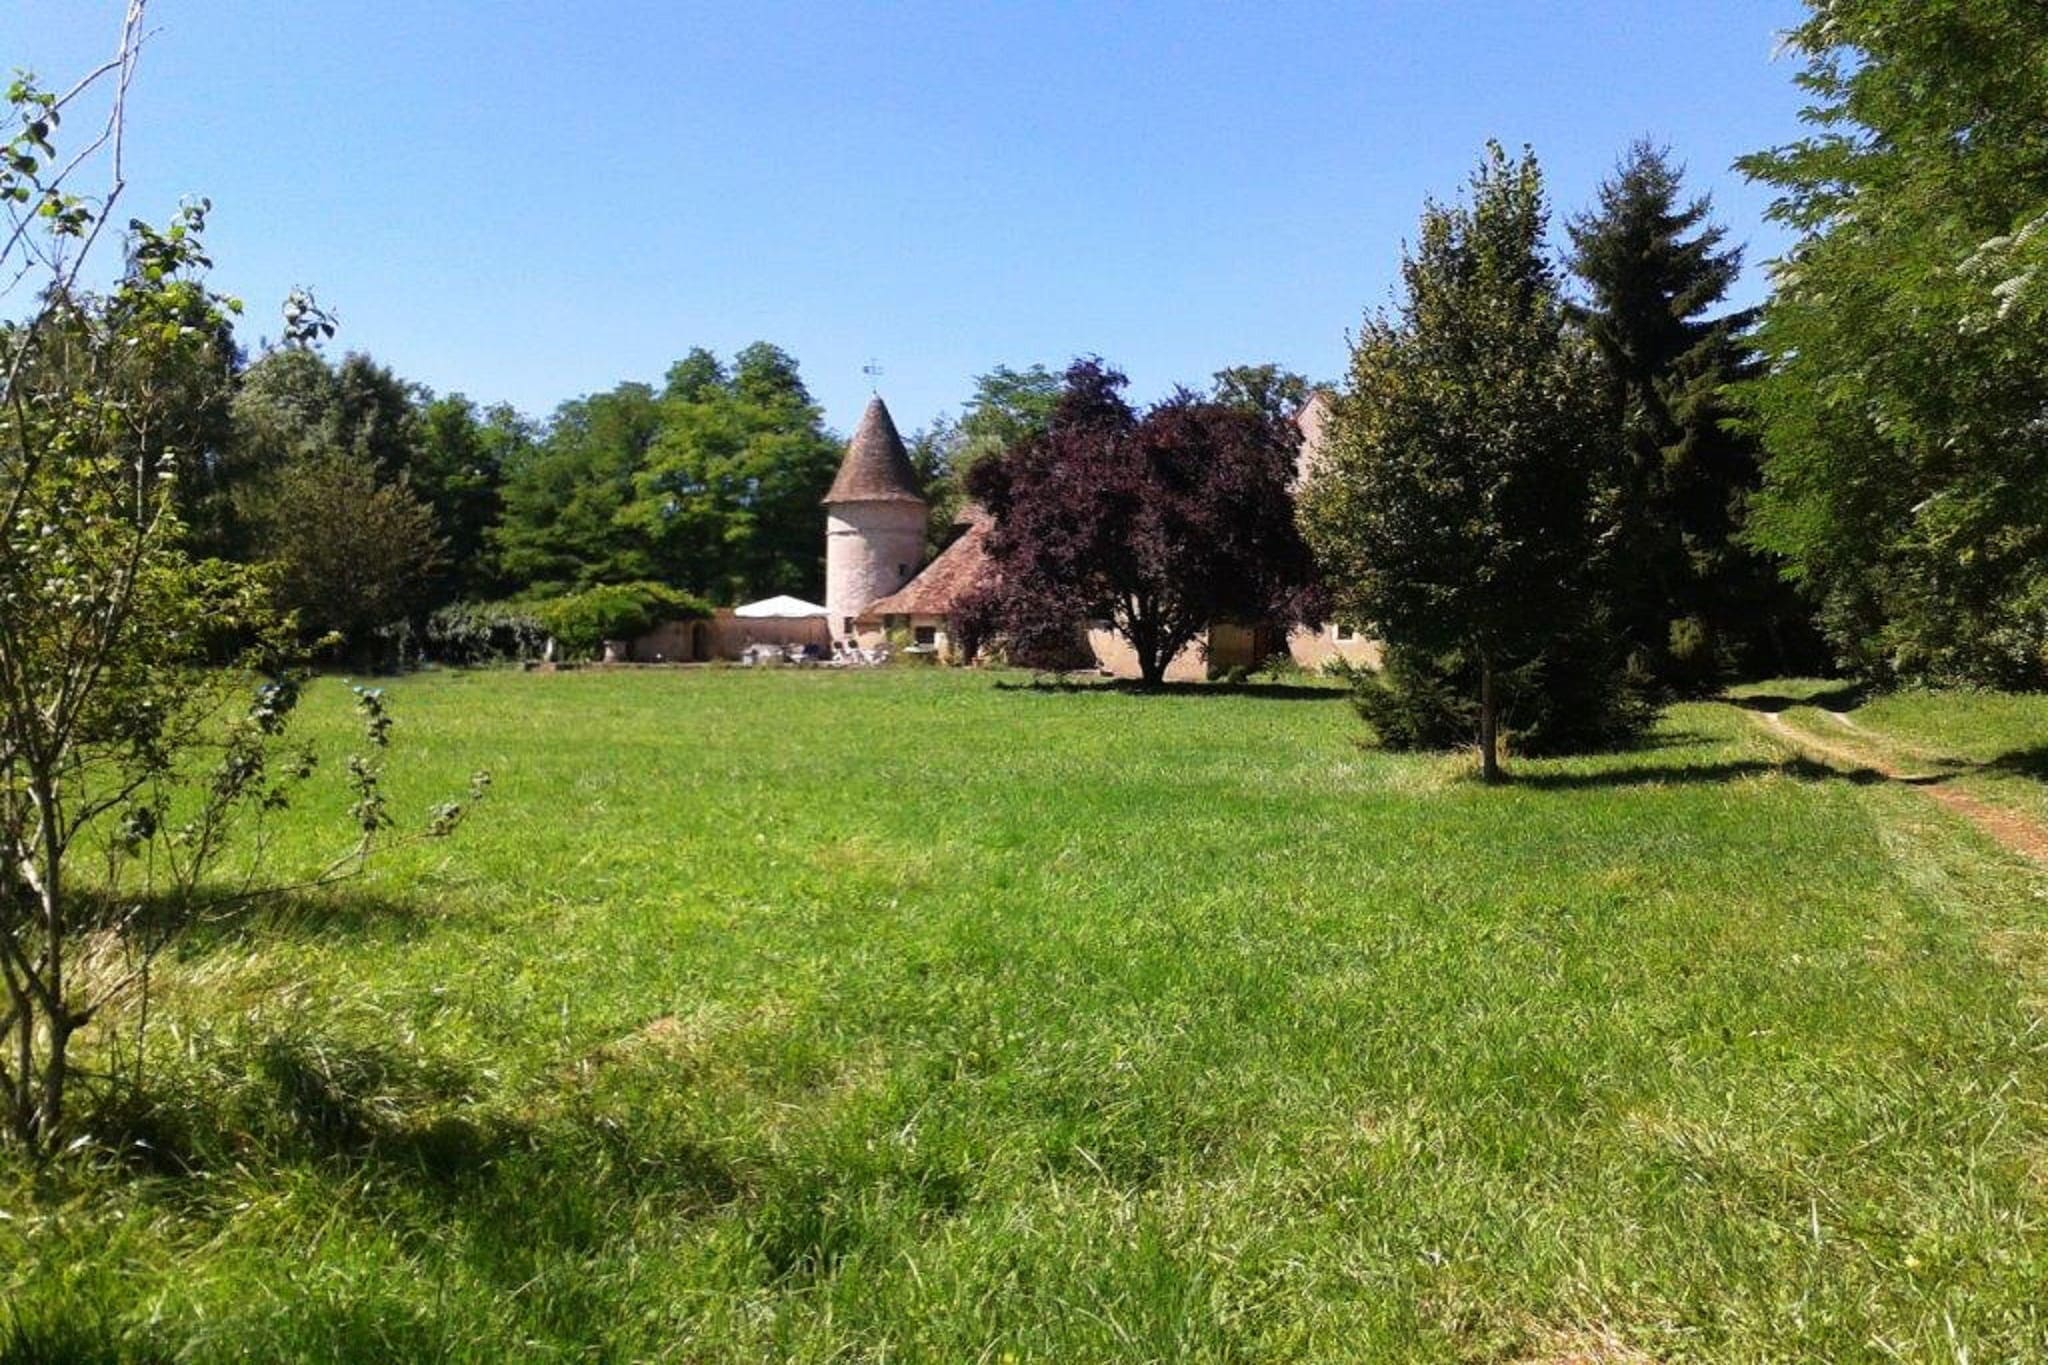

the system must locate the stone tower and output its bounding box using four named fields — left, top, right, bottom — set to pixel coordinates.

left=824, top=395, right=926, bottom=641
